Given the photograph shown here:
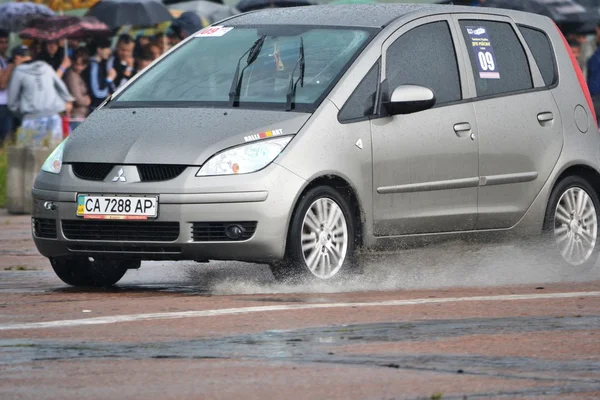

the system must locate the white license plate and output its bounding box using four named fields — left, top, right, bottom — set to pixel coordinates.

left=77, top=194, right=158, bottom=220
